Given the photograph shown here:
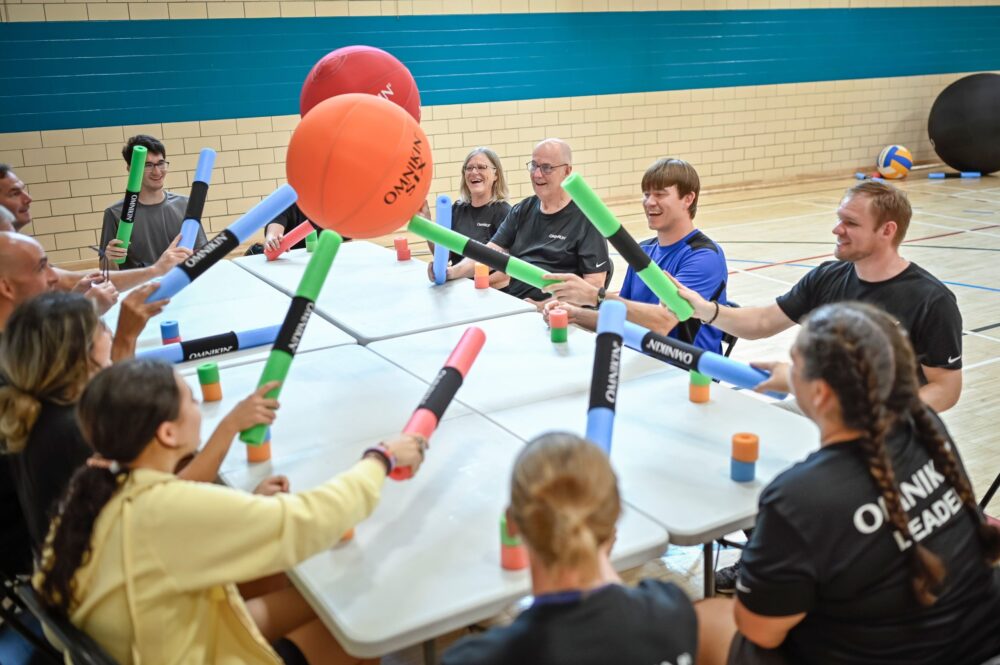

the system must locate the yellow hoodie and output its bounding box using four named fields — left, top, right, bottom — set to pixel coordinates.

left=63, top=459, right=385, bottom=664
